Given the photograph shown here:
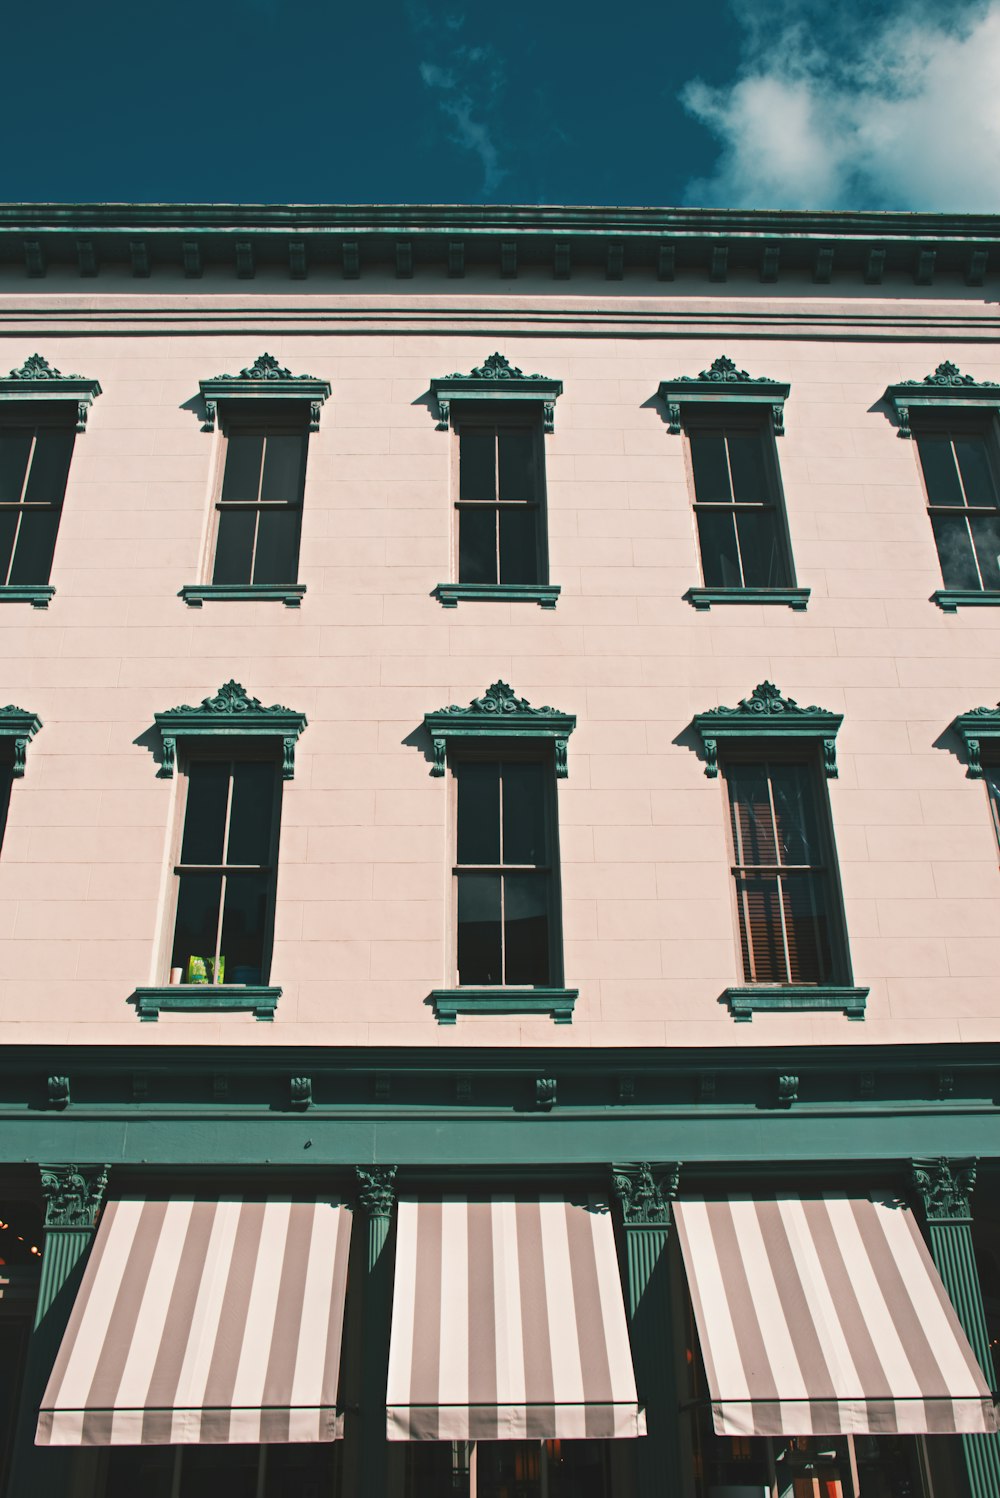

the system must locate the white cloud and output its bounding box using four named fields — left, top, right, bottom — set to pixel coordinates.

left=408, top=5, right=507, bottom=197
left=681, top=0, right=1000, bottom=210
